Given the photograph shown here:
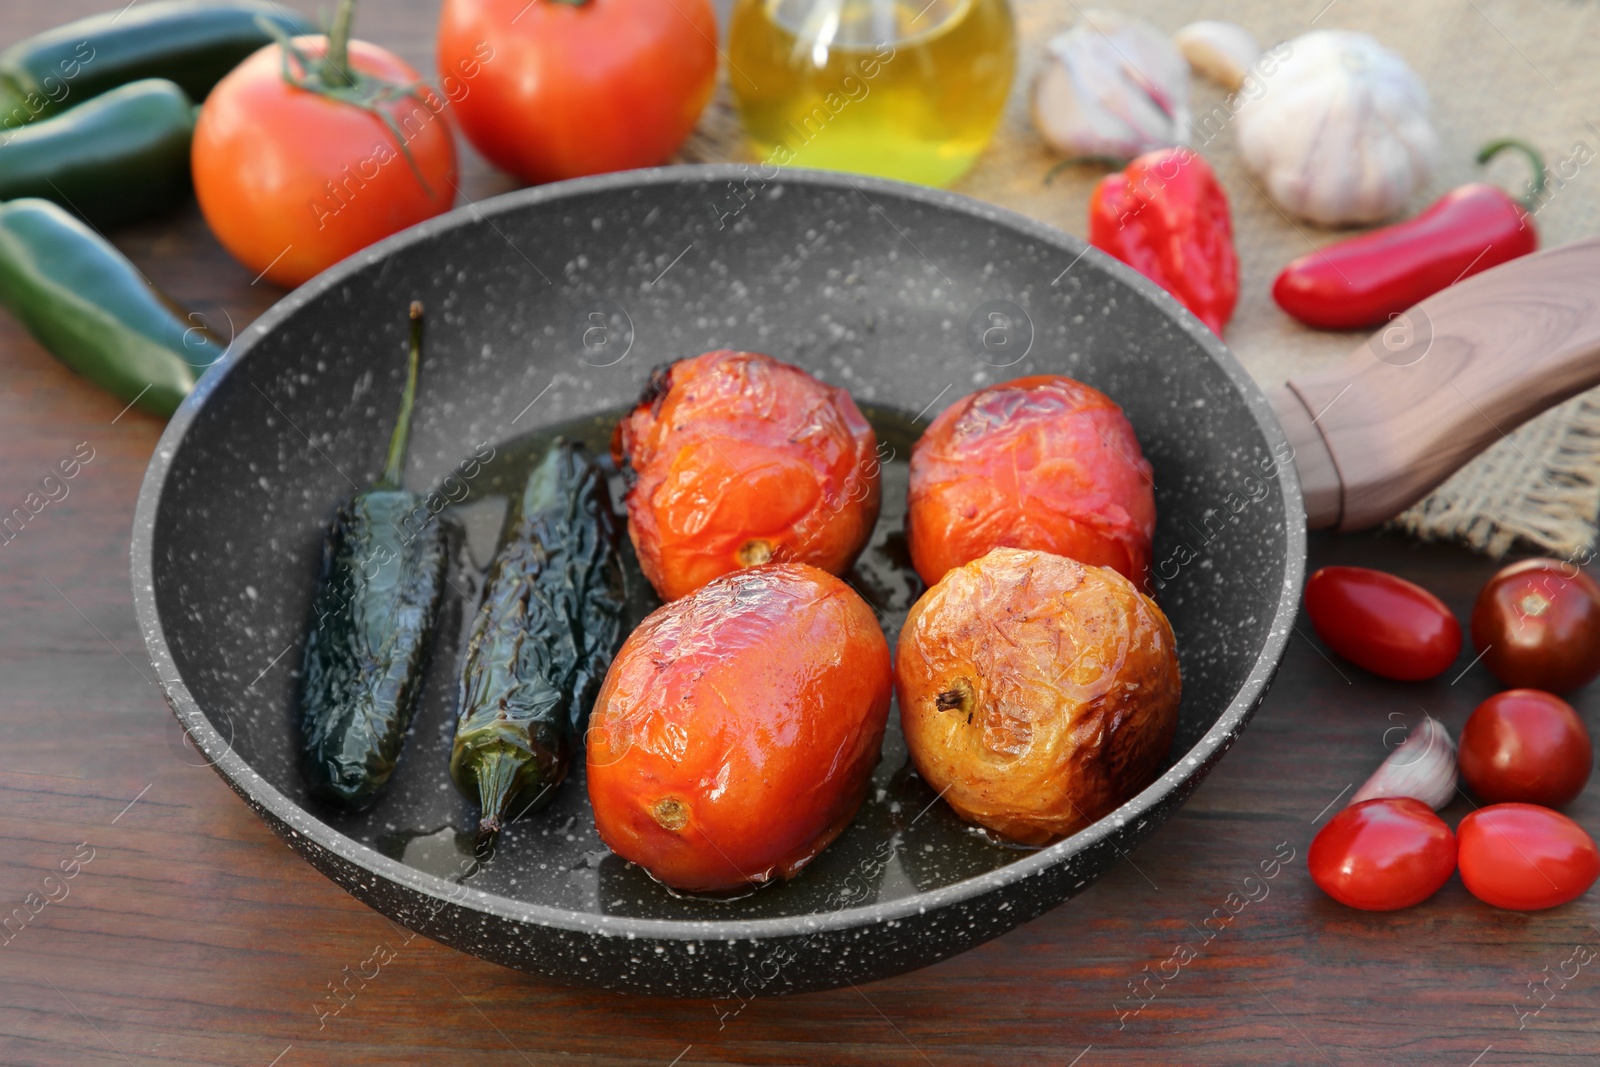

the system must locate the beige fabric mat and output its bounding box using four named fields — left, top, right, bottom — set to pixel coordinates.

left=681, top=0, right=1600, bottom=557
